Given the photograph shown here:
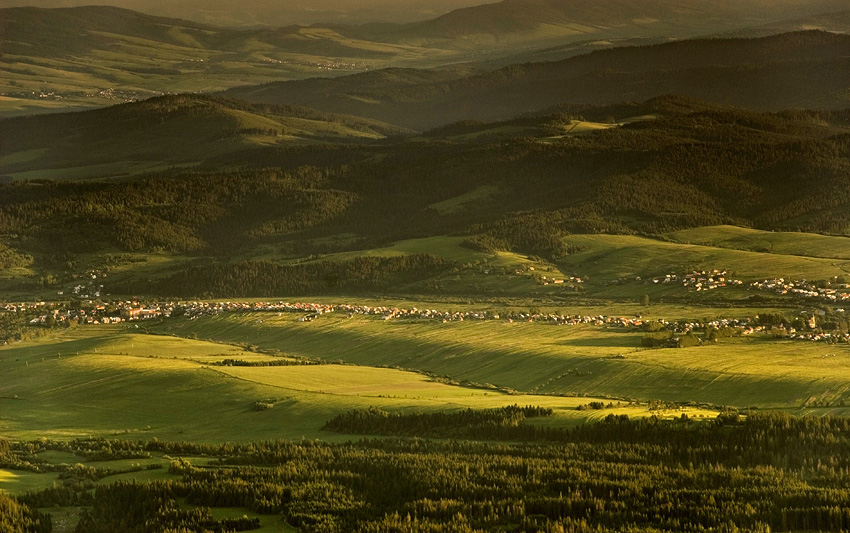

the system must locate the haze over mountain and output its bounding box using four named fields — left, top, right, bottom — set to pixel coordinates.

left=390, top=0, right=849, bottom=45
left=0, top=0, right=487, bottom=26
left=0, top=94, right=410, bottom=180
left=227, top=30, right=850, bottom=130
left=0, top=5, right=482, bottom=116
left=718, top=9, right=850, bottom=37
left=3, top=0, right=849, bottom=116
